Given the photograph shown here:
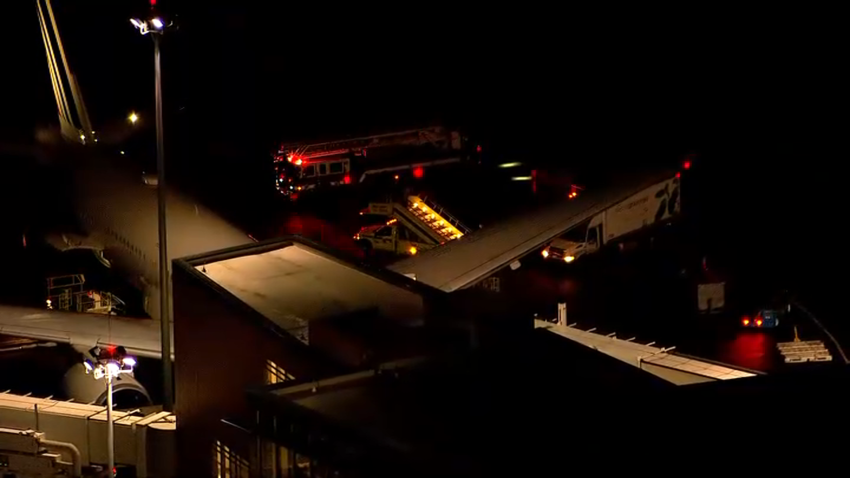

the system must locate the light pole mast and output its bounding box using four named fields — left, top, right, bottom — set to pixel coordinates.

left=106, top=374, right=114, bottom=475
left=153, top=30, right=173, bottom=413
left=131, top=12, right=173, bottom=412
